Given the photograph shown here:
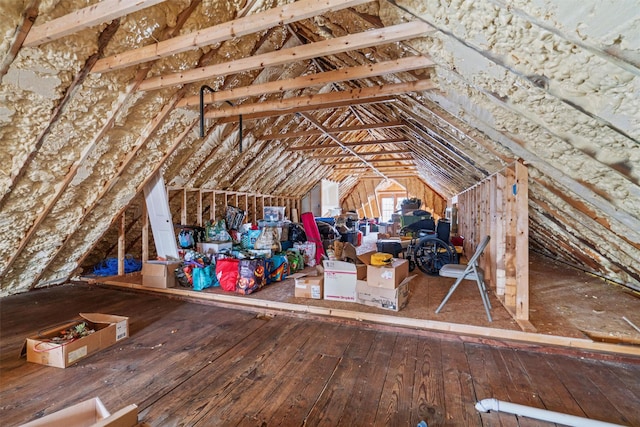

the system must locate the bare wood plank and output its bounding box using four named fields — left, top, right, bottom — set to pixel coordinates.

left=93, top=0, right=374, bottom=72
left=375, top=335, right=417, bottom=425
left=179, top=56, right=433, bottom=107
left=118, top=212, right=125, bottom=276
left=515, top=161, right=529, bottom=320
left=141, top=200, right=149, bottom=263
left=205, top=79, right=434, bottom=119
left=504, top=167, right=517, bottom=310
left=288, top=138, right=409, bottom=150
left=441, top=341, right=482, bottom=425
left=494, top=173, right=506, bottom=296
left=315, top=151, right=412, bottom=159
left=260, top=120, right=404, bottom=140
left=138, top=21, right=433, bottom=91
left=324, top=159, right=413, bottom=166
left=215, top=96, right=394, bottom=123
left=24, top=0, right=166, bottom=47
